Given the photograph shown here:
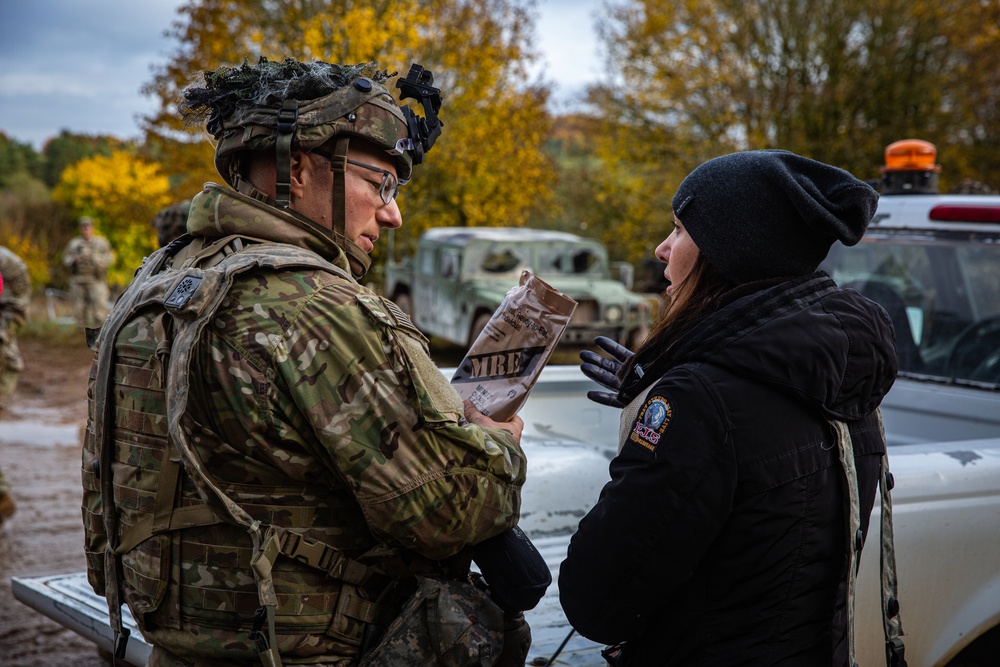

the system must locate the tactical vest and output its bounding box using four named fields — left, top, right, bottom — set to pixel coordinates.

left=83, top=235, right=402, bottom=665
left=74, top=249, right=97, bottom=277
